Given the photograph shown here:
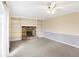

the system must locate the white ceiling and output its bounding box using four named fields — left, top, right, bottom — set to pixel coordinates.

left=7, top=1, right=79, bottom=20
